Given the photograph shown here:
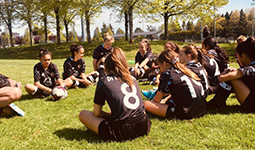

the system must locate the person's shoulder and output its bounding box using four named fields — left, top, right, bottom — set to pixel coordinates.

left=34, top=62, right=42, bottom=68
left=95, top=44, right=103, bottom=50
